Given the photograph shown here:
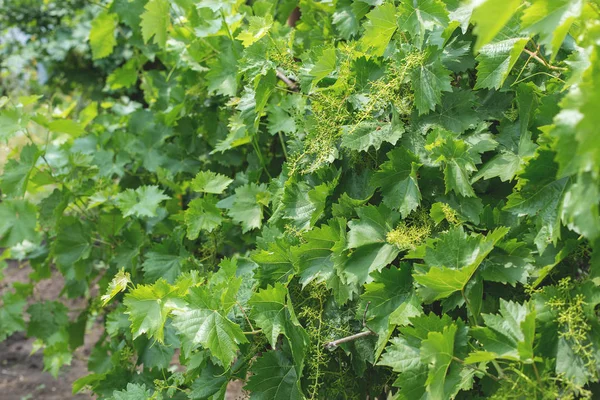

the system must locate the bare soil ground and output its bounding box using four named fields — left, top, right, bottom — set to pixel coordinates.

left=0, top=261, right=97, bottom=400
left=0, top=261, right=246, bottom=400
